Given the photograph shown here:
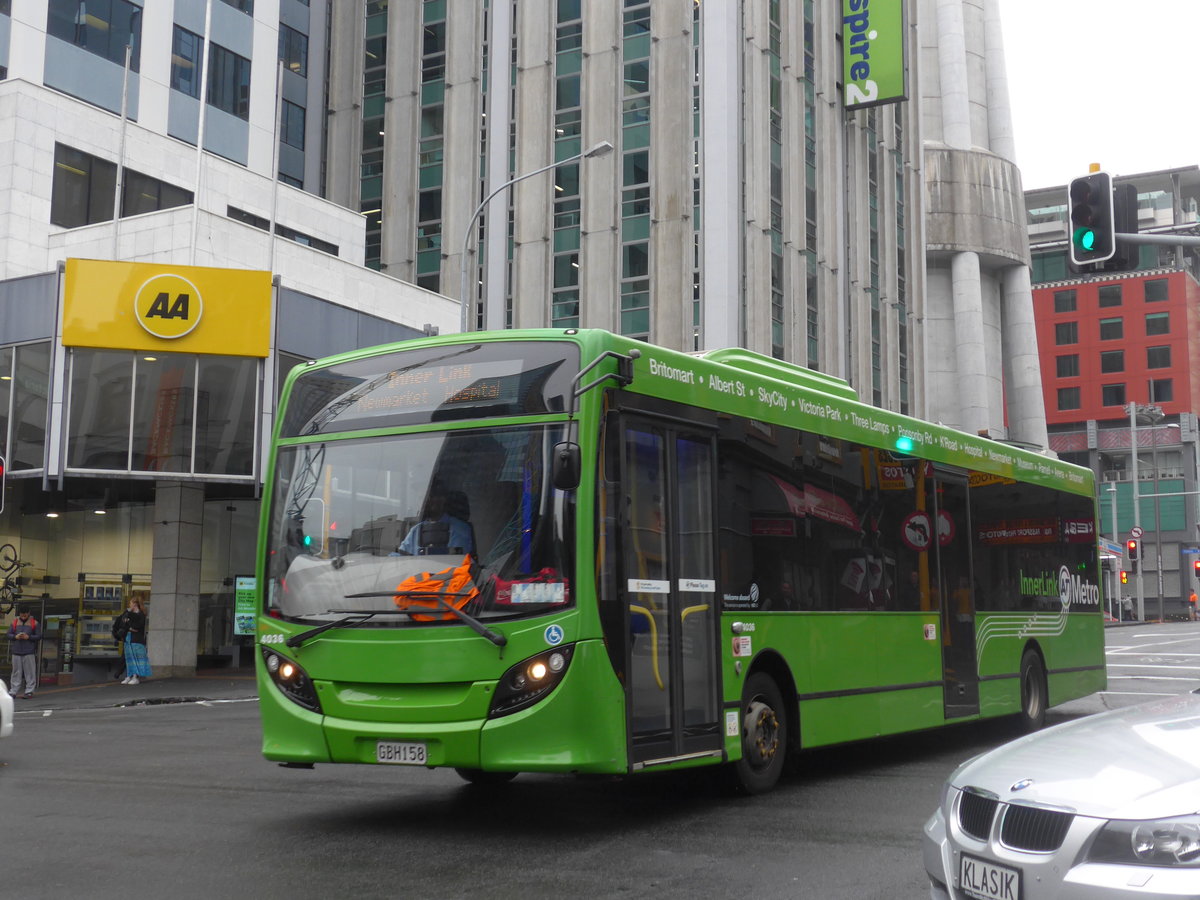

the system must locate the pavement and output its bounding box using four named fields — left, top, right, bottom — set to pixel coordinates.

left=8, top=671, right=258, bottom=712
